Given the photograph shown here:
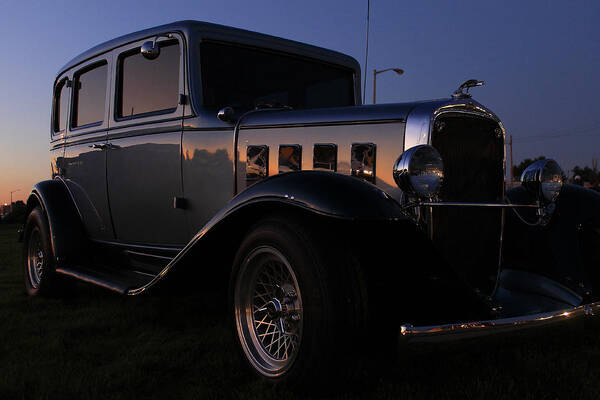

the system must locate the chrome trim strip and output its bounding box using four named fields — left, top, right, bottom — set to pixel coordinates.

left=63, top=130, right=108, bottom=147
left=420, top=201, right=538, bottom=208
left=131, top=269, right=157, bottom=277
left=108, top=113, right=182, bottom=130
left=55, top=267, right=125, bottom=294
left=400, top=301, right=600, bottom=343
left=124, top=250, right=173, bottom=261
left=183, top=126, right=234, bottom=132
left=91, top=238, right=182, bottom=253
left=241, top=118, right=404, bottom=130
